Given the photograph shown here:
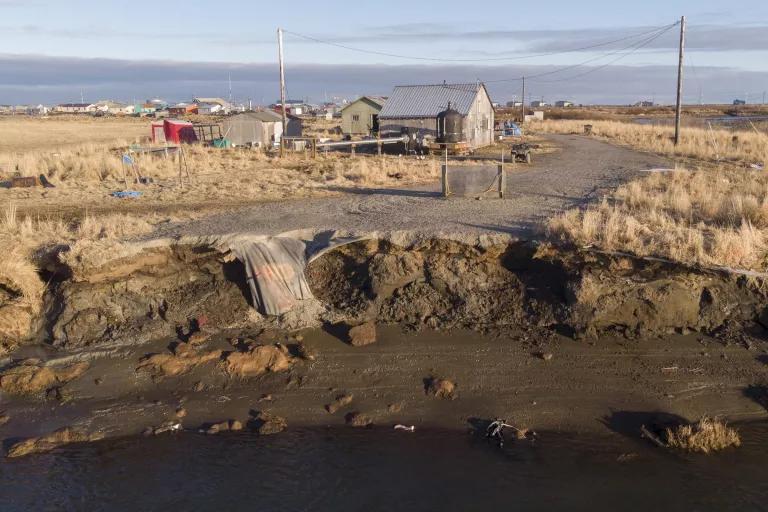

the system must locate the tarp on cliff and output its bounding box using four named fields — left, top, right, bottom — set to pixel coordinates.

left=224, top=230, right=368, bottom=316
